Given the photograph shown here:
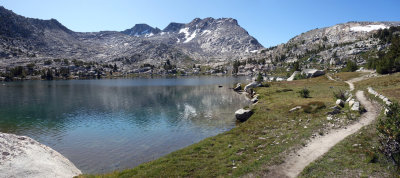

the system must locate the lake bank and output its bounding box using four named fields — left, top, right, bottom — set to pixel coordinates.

left=80, top=75, right=358, bottom=177
left=0, top=76, right=250, bottom=174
